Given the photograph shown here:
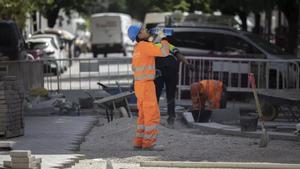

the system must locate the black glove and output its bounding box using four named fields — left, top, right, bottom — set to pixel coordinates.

left=186, top=64, right=194, bottom=71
